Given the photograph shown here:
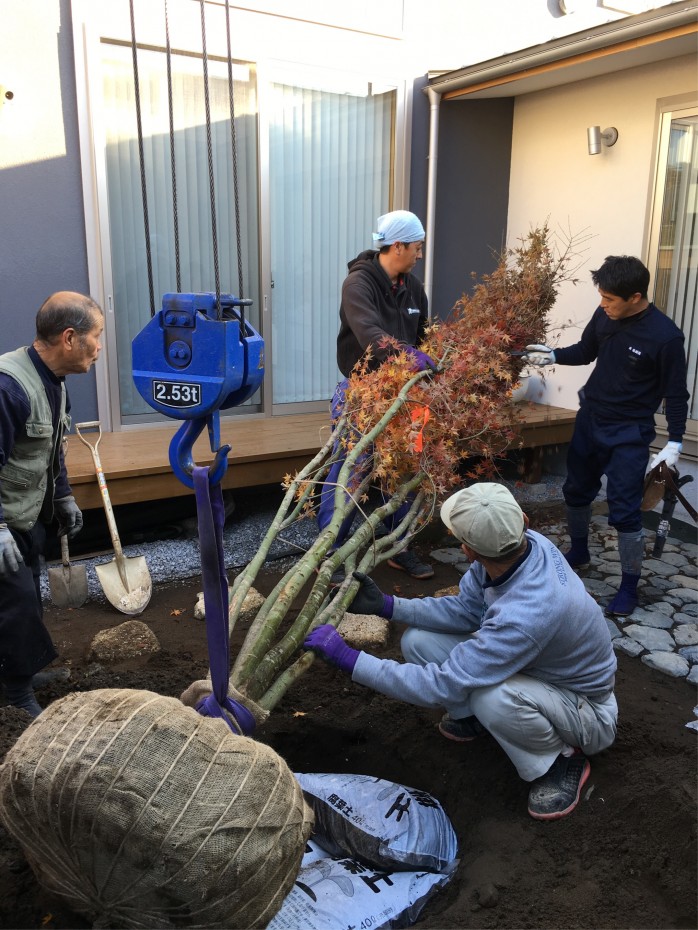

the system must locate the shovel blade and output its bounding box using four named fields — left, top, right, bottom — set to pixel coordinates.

left=96, top=556, right=152, bottom=616
left=48, top=563, right=89, bottom=609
